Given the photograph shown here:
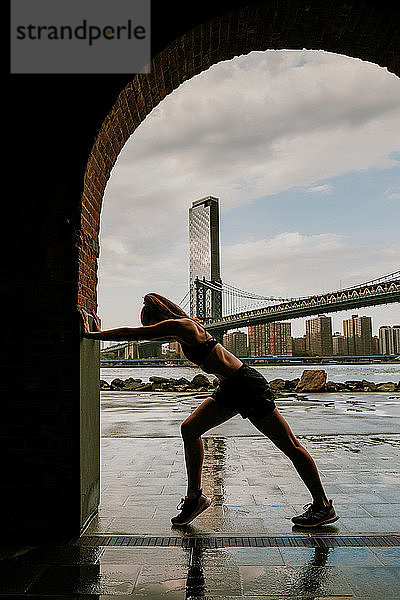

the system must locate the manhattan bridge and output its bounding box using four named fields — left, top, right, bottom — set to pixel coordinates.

left=180, top=270, right=400, bottom=338
left=185, top=197, right=399, bottom=339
